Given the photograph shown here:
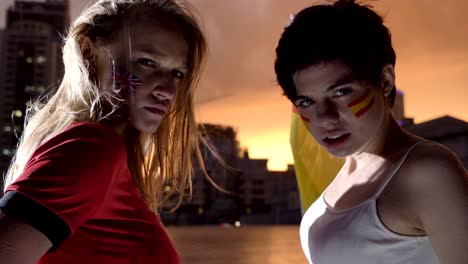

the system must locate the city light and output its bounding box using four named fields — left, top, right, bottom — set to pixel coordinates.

left=13, top=110, right=23, bottom=118
left=246, top=207, right=252, bottom=214
left=36, top=56, right=47, bottom=64
left=24, top=85, right=45, bottom=94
